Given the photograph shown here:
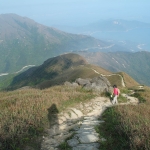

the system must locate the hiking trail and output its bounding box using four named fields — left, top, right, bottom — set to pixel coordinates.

left=41, top=93, right=138, bottom=150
